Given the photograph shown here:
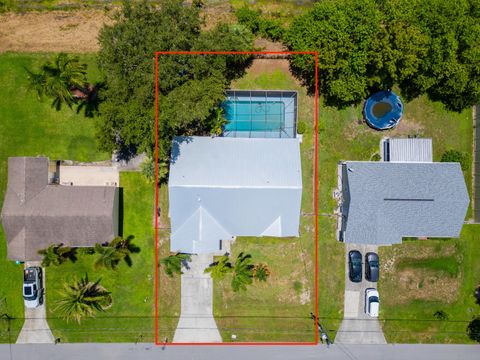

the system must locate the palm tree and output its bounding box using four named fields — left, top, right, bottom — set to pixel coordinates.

left=38, top=243, right=76, bottom=267
left=253, top=263, right=271, bottom=282
left=54, top=274, right=112, bottom=324
left=231, top=252, right=254, bottom=292
left=109, top=236, right=140, bottom=267
left=26, top=53, right=88, bottom=110
left=93, top=236, right=140, bottom=270
left=159, top=253, right=191, bottom=277
left=204, top=254, right=232, bottom=280
left=93, top=243, right=124, bottom=270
